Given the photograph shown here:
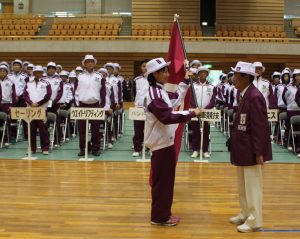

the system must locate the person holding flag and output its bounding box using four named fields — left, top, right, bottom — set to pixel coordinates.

left=144, top=57, right=201, bottom=226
